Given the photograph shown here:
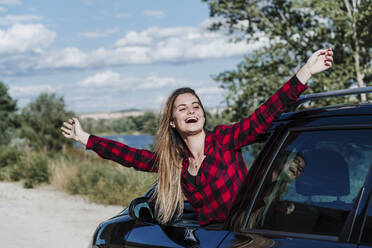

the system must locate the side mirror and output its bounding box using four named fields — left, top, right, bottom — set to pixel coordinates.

left=128, top=197, right=155, bottom=223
